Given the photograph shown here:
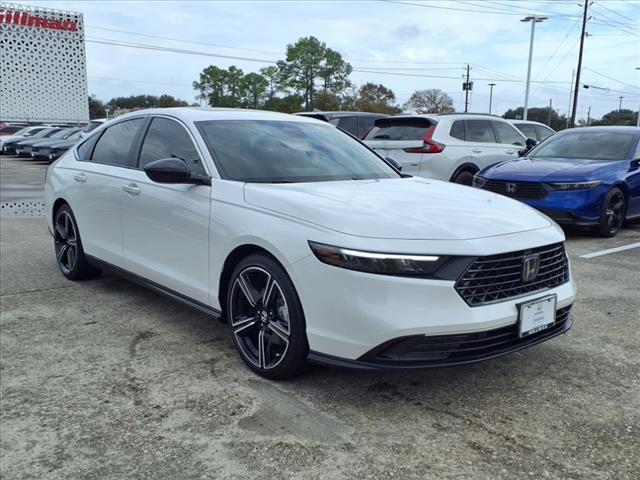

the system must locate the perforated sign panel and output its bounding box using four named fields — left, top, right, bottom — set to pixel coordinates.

left=0, top=2, right=89, bottom=123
